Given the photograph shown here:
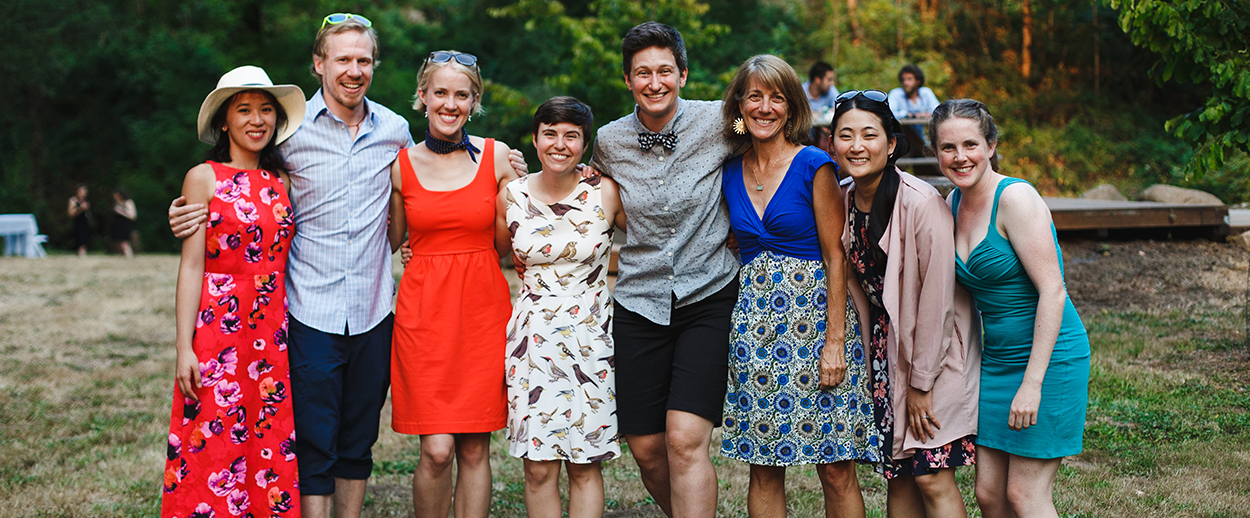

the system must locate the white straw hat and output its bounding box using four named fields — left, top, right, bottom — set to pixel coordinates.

left=197, top=65, right=306, bottom=145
